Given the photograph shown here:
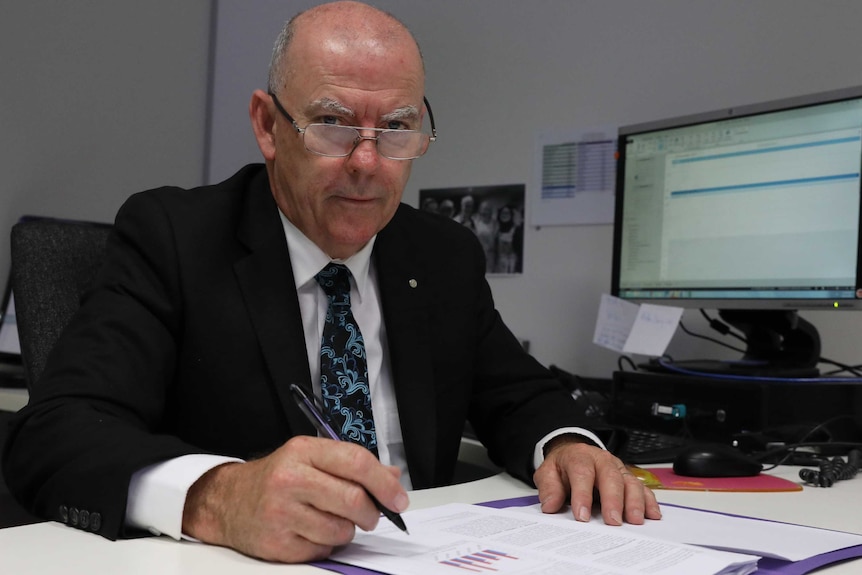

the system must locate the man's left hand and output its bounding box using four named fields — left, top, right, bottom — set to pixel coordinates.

left=533, top=436, right=662, bottom=525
